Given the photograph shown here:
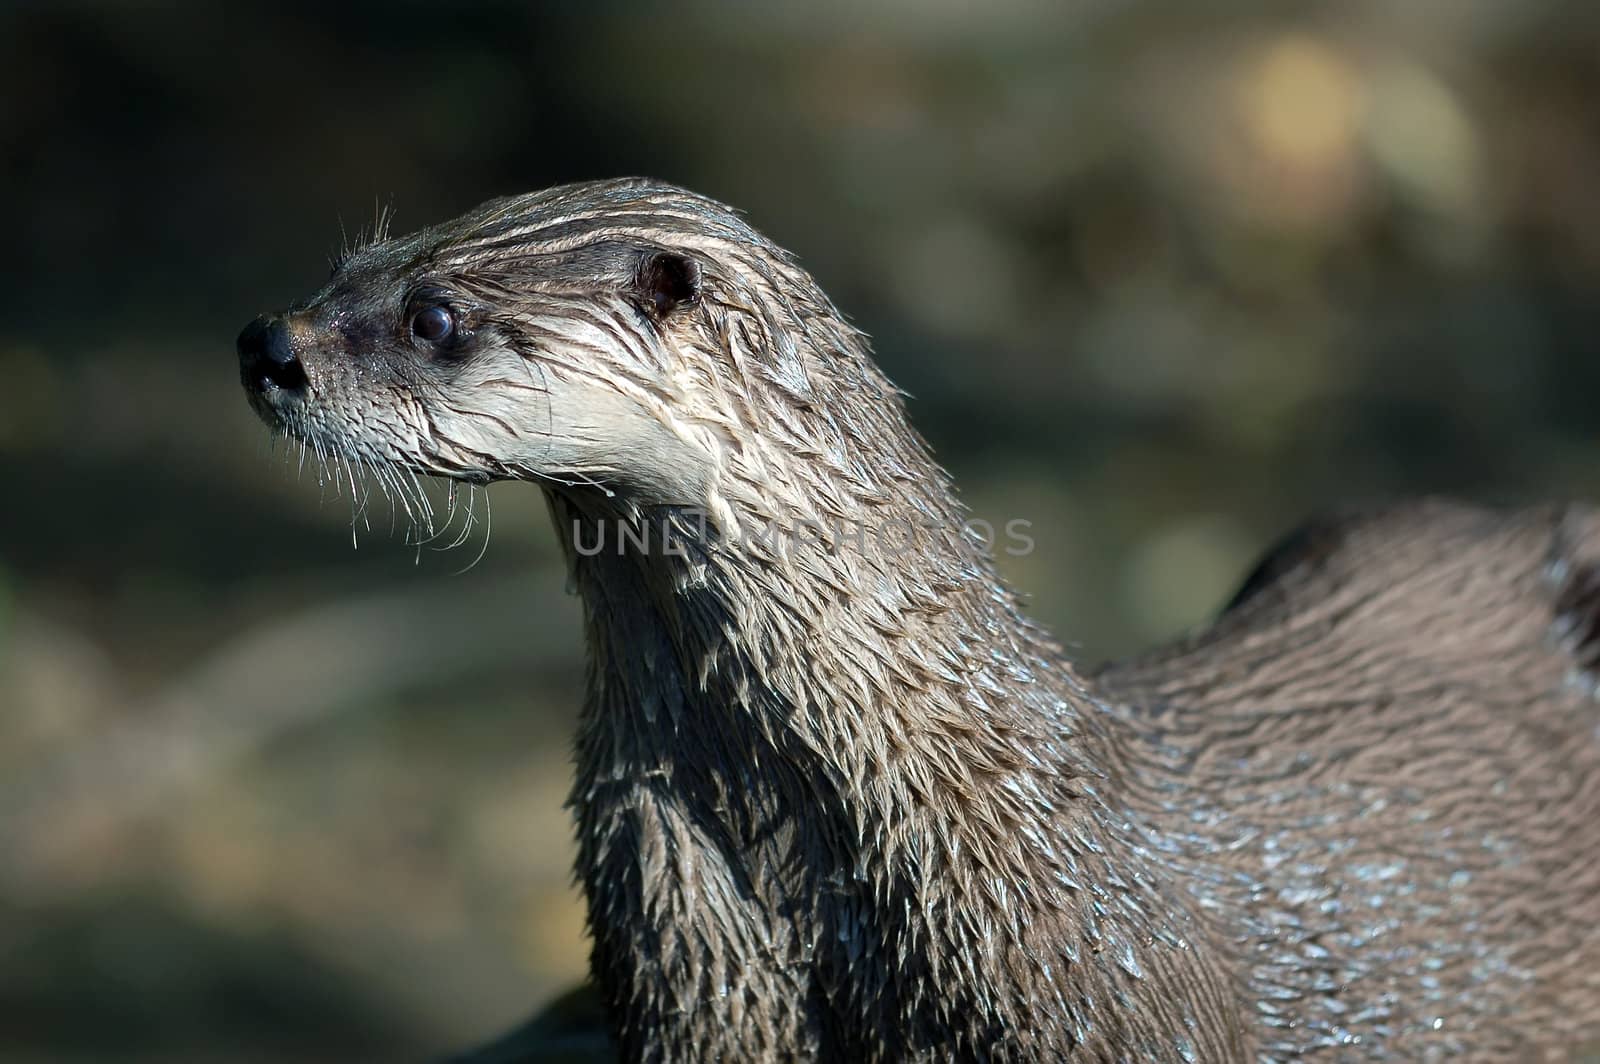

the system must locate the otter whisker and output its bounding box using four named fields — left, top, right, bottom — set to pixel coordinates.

left=506, top=460, right=616, bottom=498
left=375, top=459, right=413, bottom=532
left=410, top=477, right=476, bottom=554
left=423, top=478, right=471, bottom=553
left=373, top=457, right=400, bottom=537
left=306, top=437, right=325, bottom=492
left=451, top=484, right=492, bottom=575
left=372, top=460, right=422, bottom=549
left=342, top=453, right=374, bottom=533
left=408, top=468, right=435, bottom=530
left=316, top=437, right=334, bottom=491
left=440, top=482, right=481, bottom=553
left=441, top=480, right=462, bottom=536
left=360, top=454, right=400, bottom=538
left=418, top=483, right=452, bottom=548
left=395, top=468, right=429, bottom=542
